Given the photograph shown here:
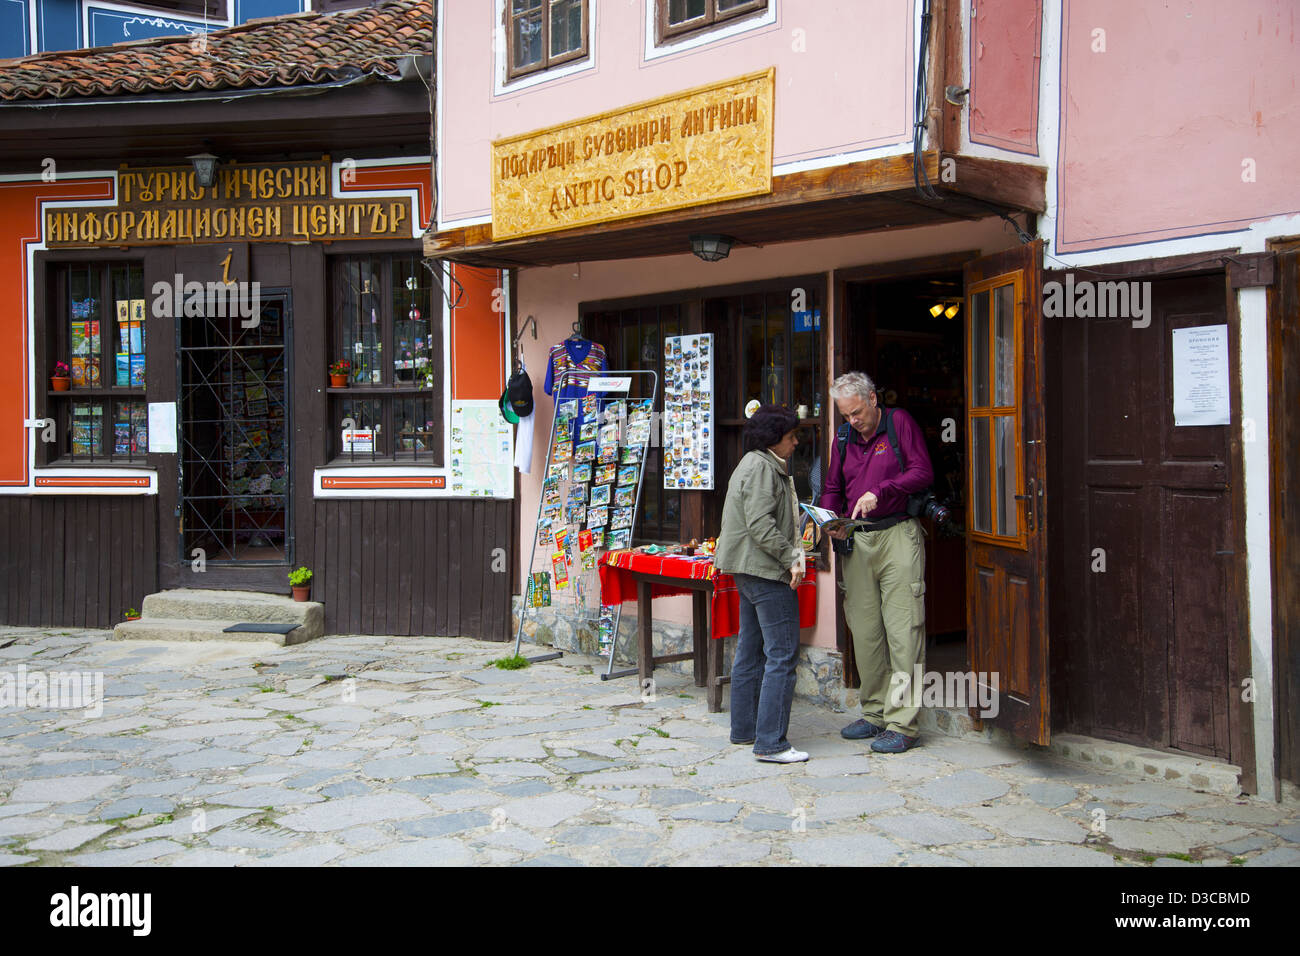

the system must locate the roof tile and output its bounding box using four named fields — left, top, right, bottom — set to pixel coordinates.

left=0, top=0, right=430, bottom=102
